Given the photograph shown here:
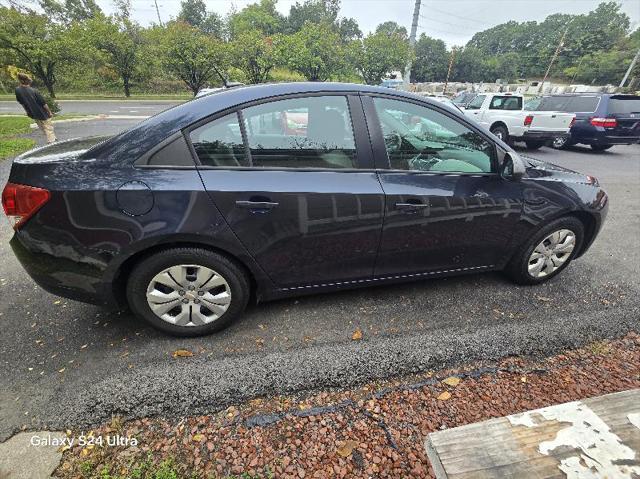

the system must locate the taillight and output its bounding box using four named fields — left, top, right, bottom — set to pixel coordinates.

left=524, top=115, right=534, bottom=126
left=590, top=117, right=617, bottom=128
left=1, top=183, right=50, bottom=230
